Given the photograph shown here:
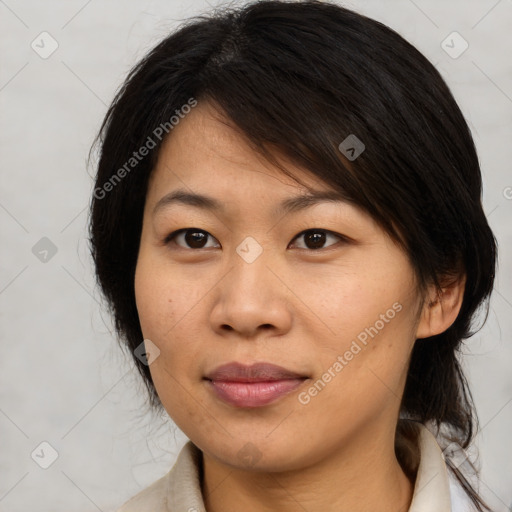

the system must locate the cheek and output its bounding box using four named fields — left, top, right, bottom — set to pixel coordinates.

left=134, top=251, right=202, bottom=340
left=307, top=264, right=409, bottom=342
left=134, top=261, right=205, bottom=423
left=342, top=301, right=417, bottom=387
left=134, top=253, right=209, bottom=380
left=306, top=274, right=420, bottom=405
